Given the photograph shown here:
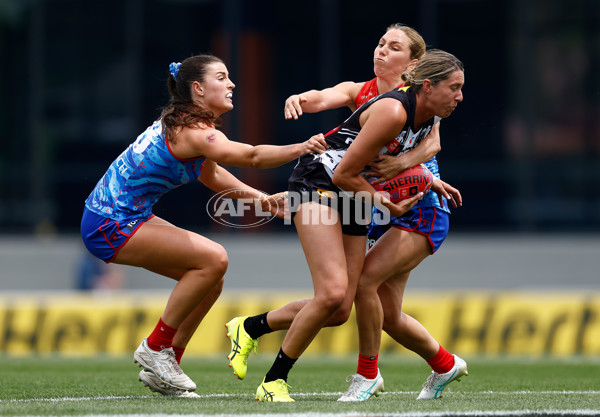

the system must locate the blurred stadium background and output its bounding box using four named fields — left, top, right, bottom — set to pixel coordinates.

left=0, top=0, right=598, bottom=358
